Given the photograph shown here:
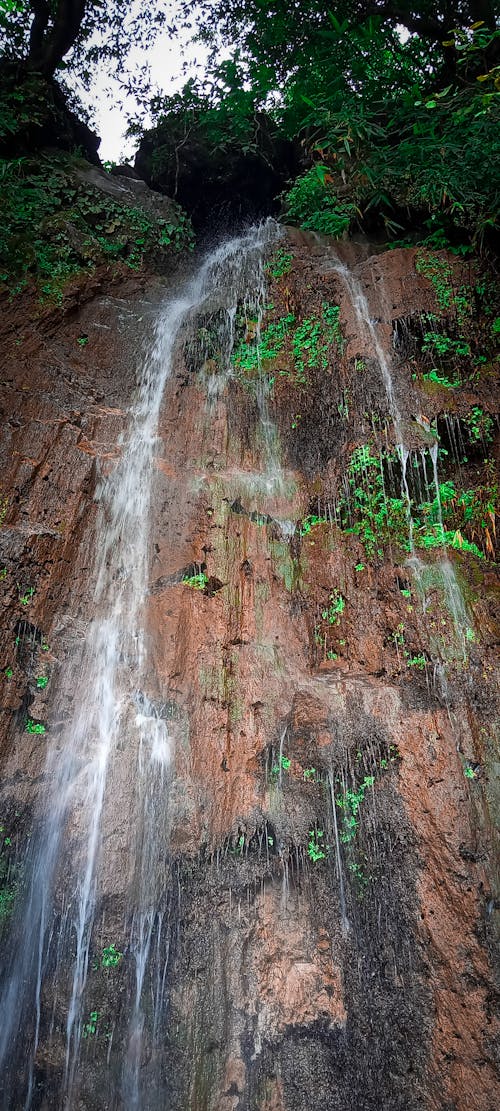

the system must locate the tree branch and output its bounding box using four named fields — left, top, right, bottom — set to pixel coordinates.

left=28, top=0, right=87, bottom=76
